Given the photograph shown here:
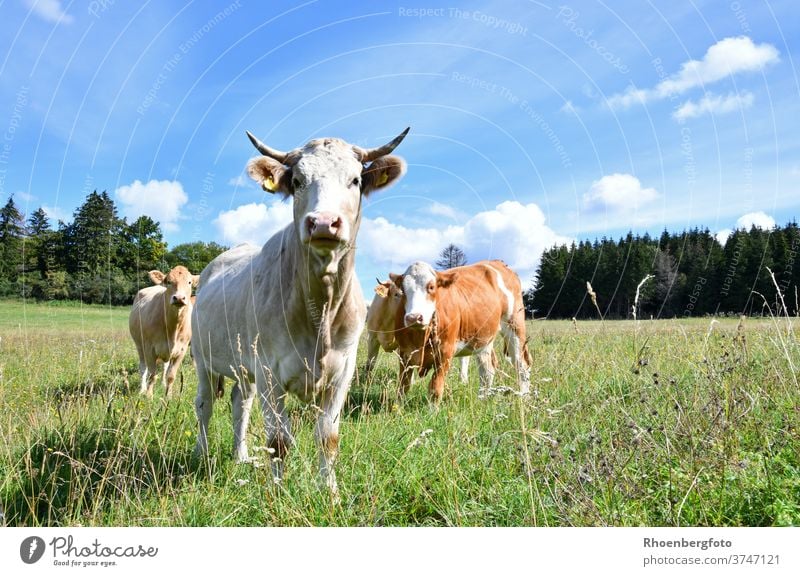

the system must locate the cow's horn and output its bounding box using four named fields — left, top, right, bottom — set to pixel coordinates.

left=355, top=127, right=410, bottom=162
left=246, top=131, right=289, bottom=164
